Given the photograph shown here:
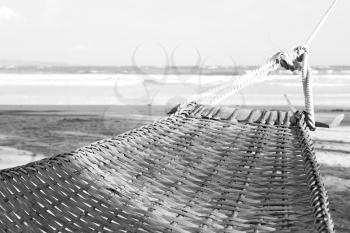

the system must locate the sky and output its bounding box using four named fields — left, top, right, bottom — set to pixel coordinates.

left=0, top=0, right=349, bottom=66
